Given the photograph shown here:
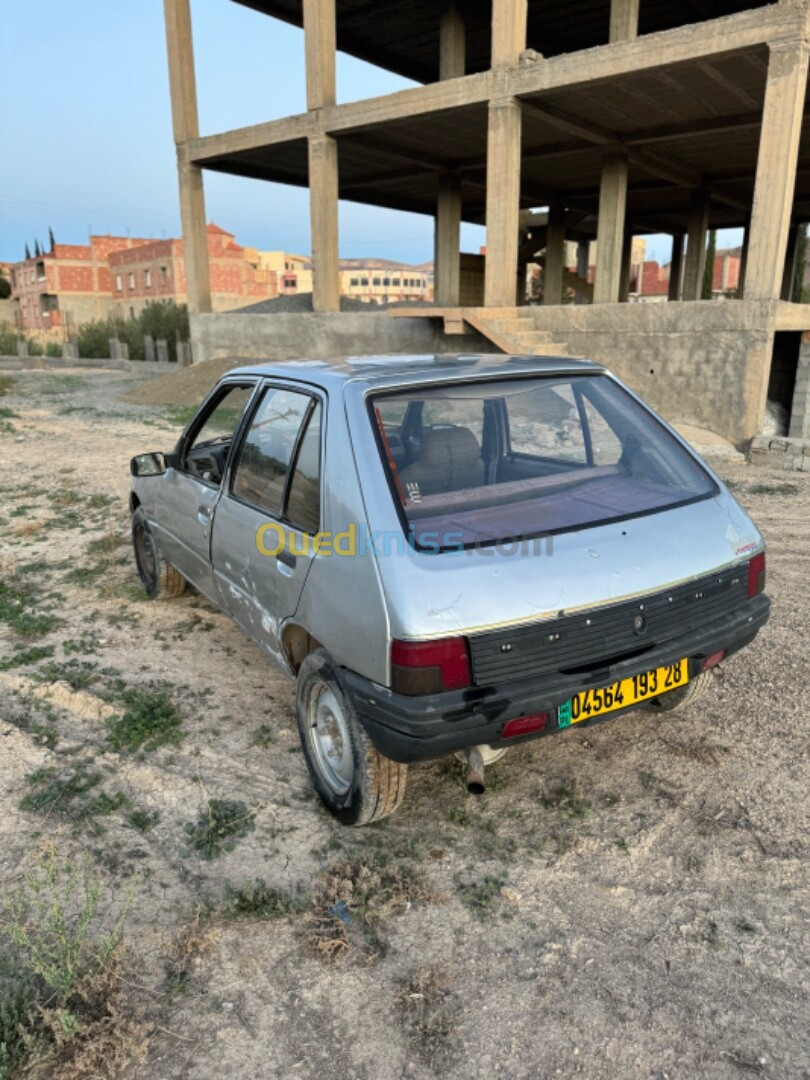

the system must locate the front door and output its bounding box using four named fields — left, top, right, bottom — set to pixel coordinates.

left=154, top=381, right=257, bottom=602
left=211, top=382, right=323, bottom=667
